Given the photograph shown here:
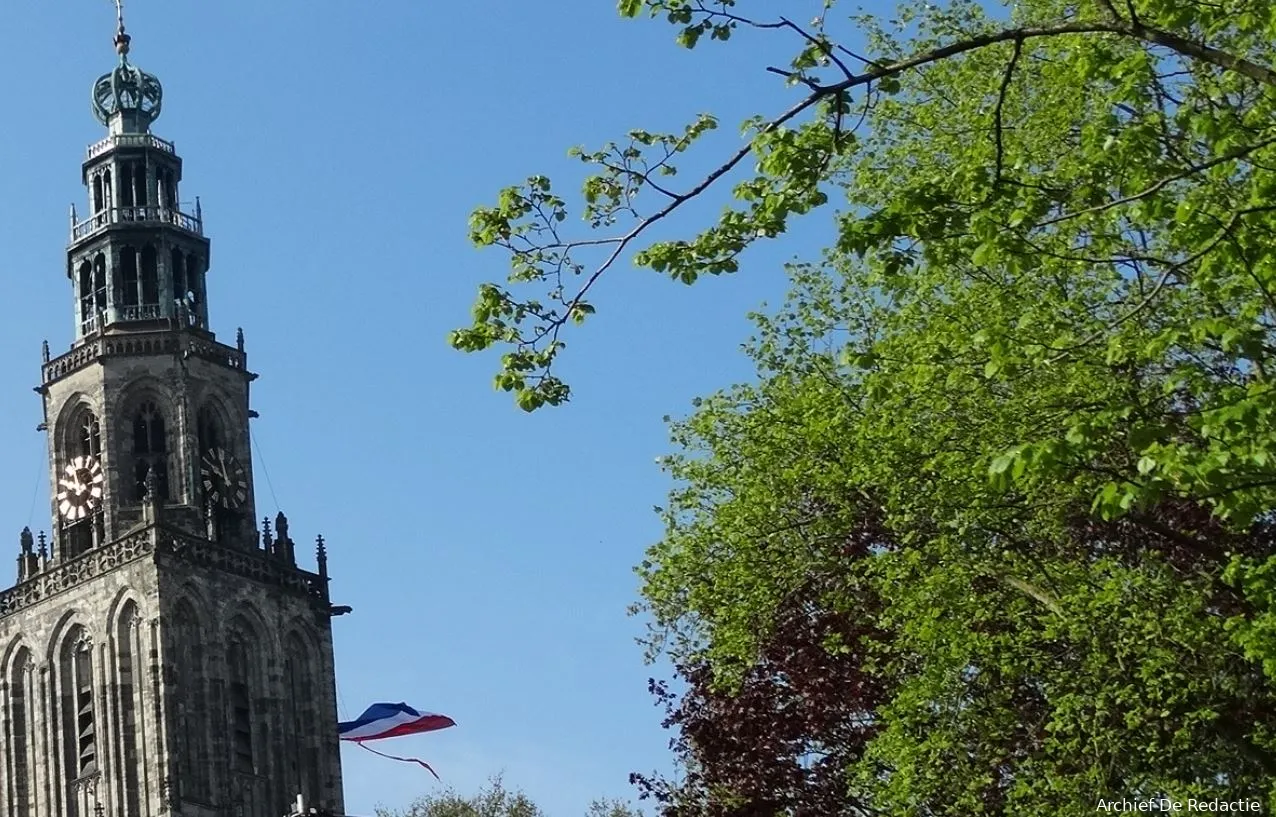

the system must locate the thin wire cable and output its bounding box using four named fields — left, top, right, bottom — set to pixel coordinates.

left=250, top=426, right=282, bottom=512
left=334, top=672, right=350, bottom=721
